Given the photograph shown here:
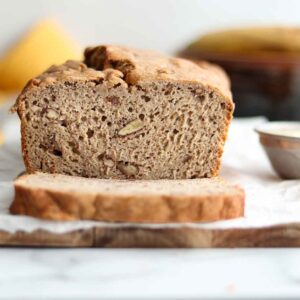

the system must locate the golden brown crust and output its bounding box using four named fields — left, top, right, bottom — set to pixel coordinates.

left=10, top=175, right=245, bottom=223
left=84, top=45, right=232, bottom=99
left=17, top=93, right=32, bottom=173
left=213, top=100, right=234, bottom=176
